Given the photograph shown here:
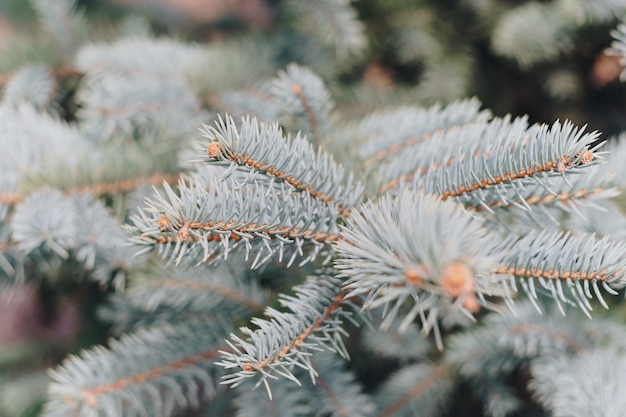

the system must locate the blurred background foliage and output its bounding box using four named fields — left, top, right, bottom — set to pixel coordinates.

left=2, top=0, right=626, bottom=131
left=2, top=1, right=626, bottom=416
